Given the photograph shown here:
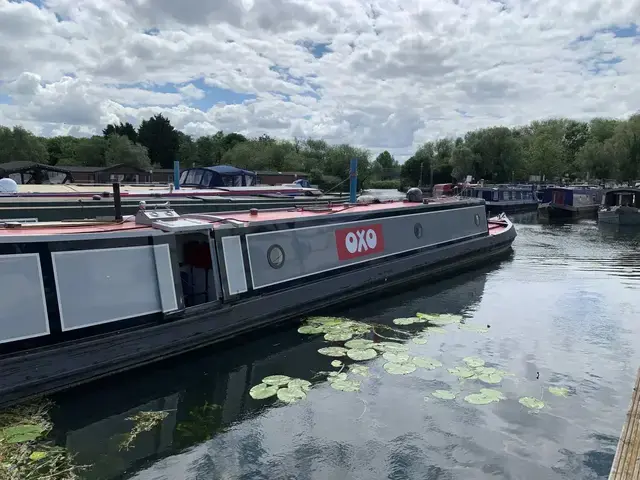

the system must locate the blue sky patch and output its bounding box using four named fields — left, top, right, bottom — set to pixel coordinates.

left=575, top=23, right=639, bottom=42
left=0, top=94, right=12, bottom=105
left=296, top=40, right=332, bottom=59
